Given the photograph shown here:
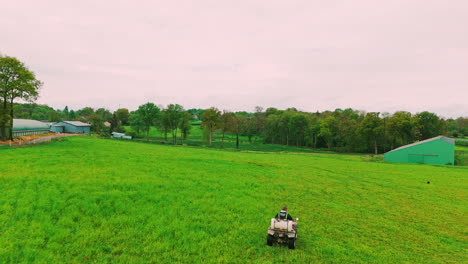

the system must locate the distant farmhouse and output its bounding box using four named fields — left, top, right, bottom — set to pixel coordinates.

left=50, top=121, right=91, bottom=134
left=384, top=136, right=455, bottom=165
